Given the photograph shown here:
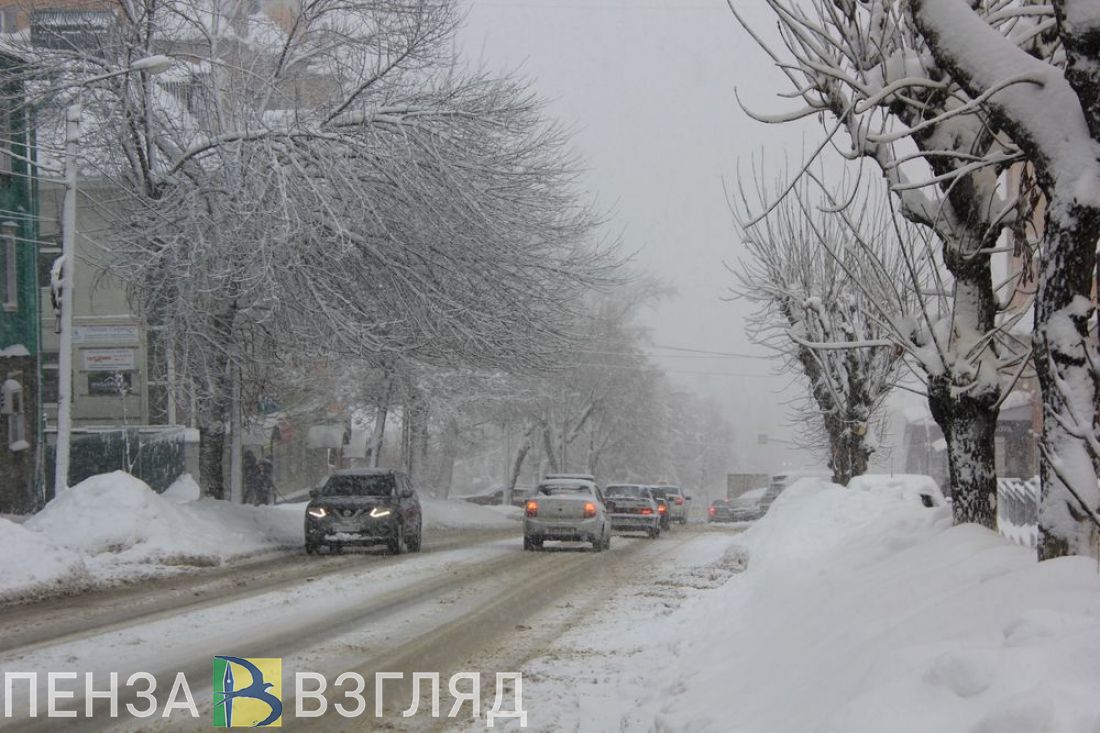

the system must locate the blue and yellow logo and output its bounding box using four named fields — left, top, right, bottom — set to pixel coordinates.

left=212, top=656, right=283, bottom=727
